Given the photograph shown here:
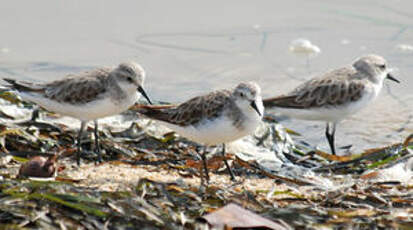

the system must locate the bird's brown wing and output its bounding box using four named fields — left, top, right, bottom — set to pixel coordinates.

left=137, top=90, right=230, bottom=126
left=44, top=68, right=111, bottom=104
left=263, top=78, right=365, bottom=109
left=4, top=68, right=111, bottom=105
